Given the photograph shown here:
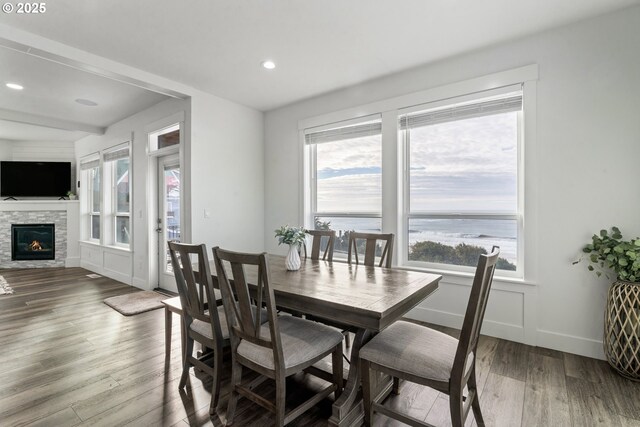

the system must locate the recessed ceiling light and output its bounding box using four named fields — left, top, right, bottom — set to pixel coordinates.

left=261, top=60, right=276, bottom=70
left=75, top=98, right=98, bottom=107
left=6, top=83, right=23, bottom=90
